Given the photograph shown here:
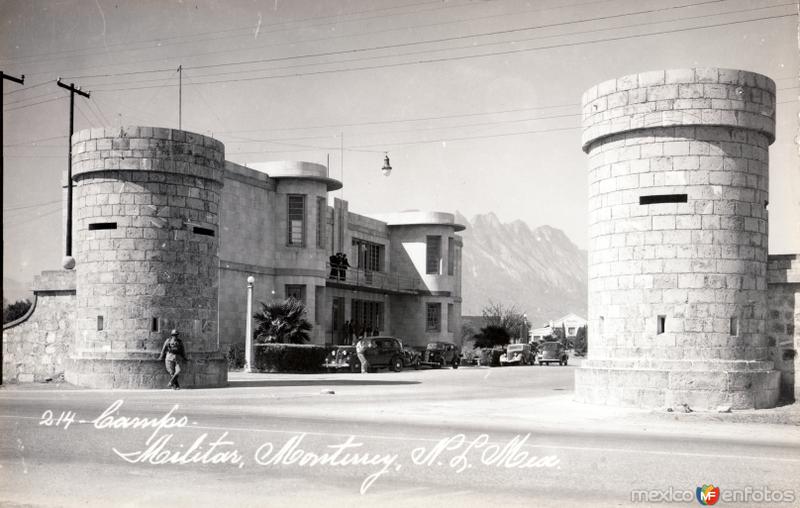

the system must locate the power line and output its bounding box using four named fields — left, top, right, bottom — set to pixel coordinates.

left=225, top=111, right=582, bottom=145
left=3, top=95, right=66, bottom=112
left=55, top=0, right=637, bottom=82
left=86, top=11, right=797, bottom=93
left=4, top=0, right=447, bottom=66
left=152, top=1, right=795, bottom=91
left=3, top=199, right=61, bottom=212
left=219, top=102, right=580, bottom=136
